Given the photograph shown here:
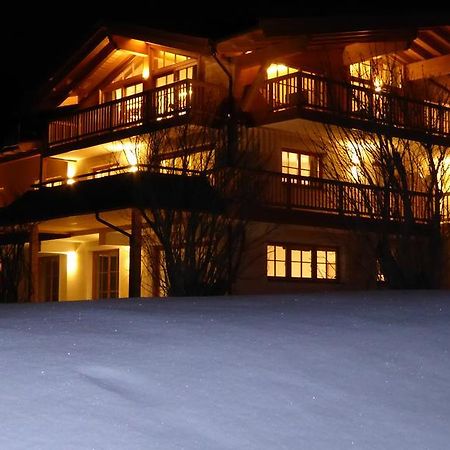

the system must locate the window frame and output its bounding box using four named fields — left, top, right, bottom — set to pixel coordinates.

left=281, top=149, right=322, bottom=184
left=266, top=243, right=339, bottom=282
